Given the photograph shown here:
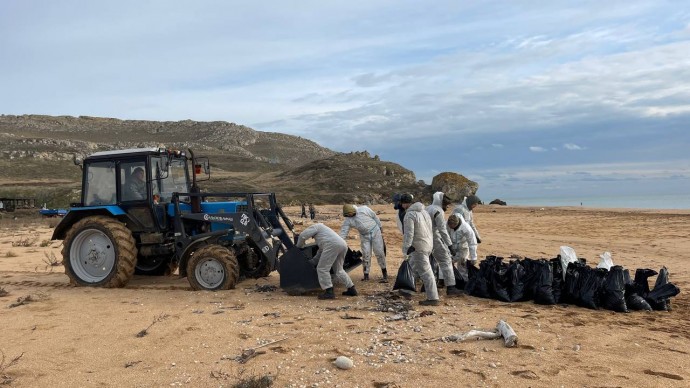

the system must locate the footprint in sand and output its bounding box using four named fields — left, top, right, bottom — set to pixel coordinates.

left=510, top=370, right=539, bottom=380
left=643, top=370, right=684, bottom=381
